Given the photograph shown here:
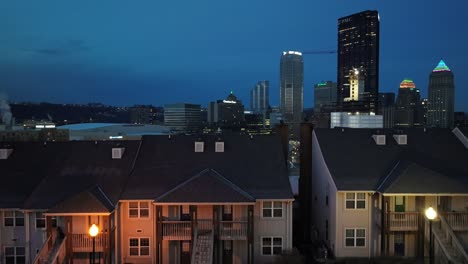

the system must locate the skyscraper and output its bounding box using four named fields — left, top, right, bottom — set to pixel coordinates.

left=314, top=81, right=337, bottom=113
left=427, top=60, right=455, bottom=128
left=395, top=79, right=423, bottom=127
left=378, top=92, right=395, bottom=128
left=280, top=51, right=303, bottom=127
left=337, top=10, right=380, bottom=113
left=250, top=80, right=270, bottom=113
